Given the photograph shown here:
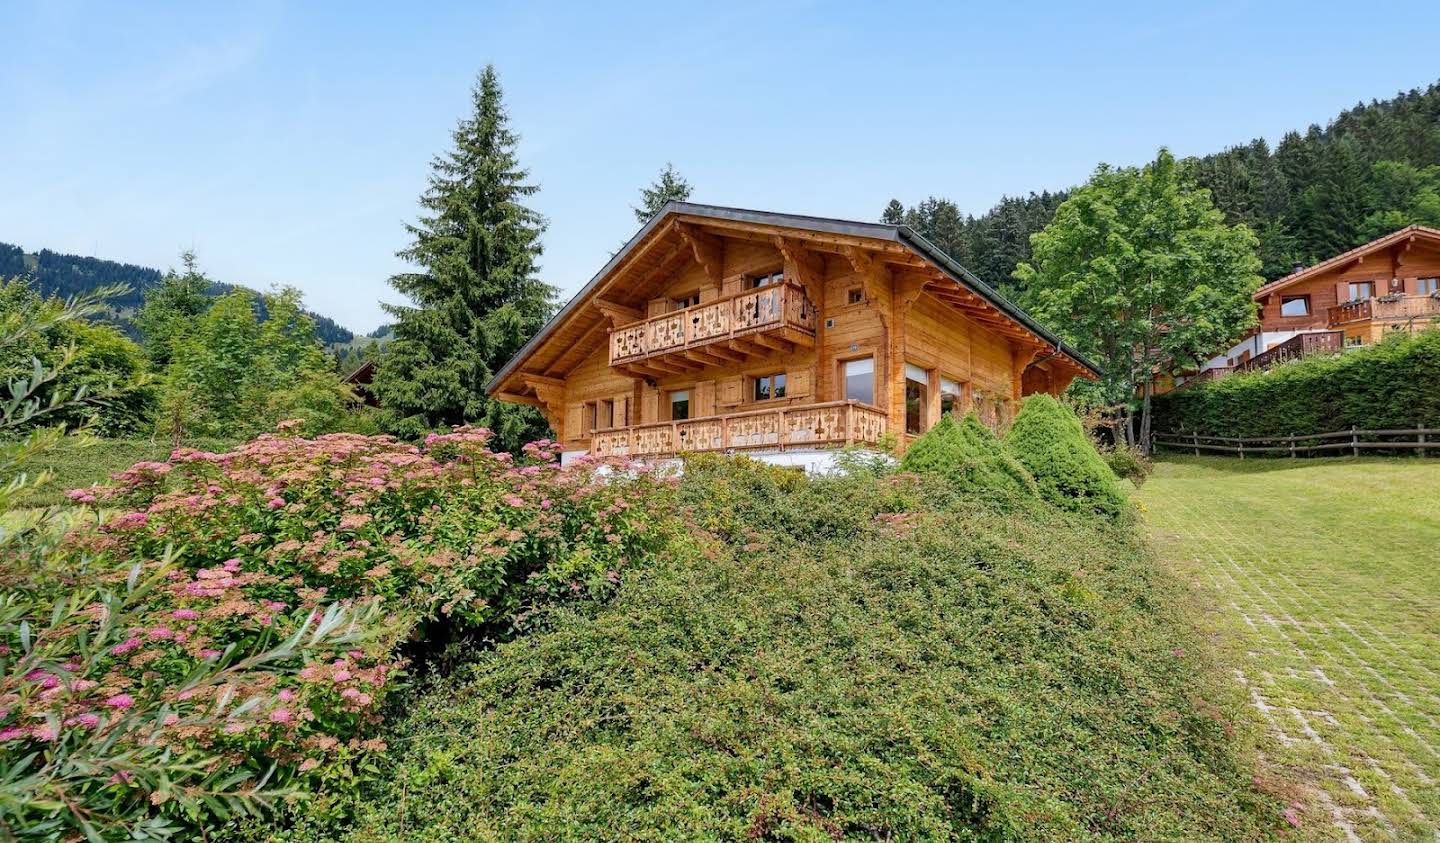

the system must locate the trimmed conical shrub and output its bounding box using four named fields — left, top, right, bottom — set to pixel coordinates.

left=1005, top=394, right=1127, bottom=518
left=900, top=413, right=1038, bottom=499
